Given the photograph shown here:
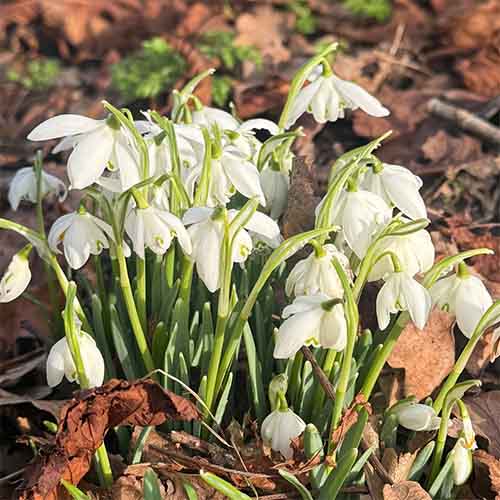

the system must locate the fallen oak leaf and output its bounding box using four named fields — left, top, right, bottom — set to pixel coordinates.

left=19, top=378, right=200, bottom=500
left=465, top=391, right=500, bottom=460
left=382, top=480, right=431, bottom=500
left=387, top=309, right=455, bottom=401
left=472, top=450, right=500, bottom=500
